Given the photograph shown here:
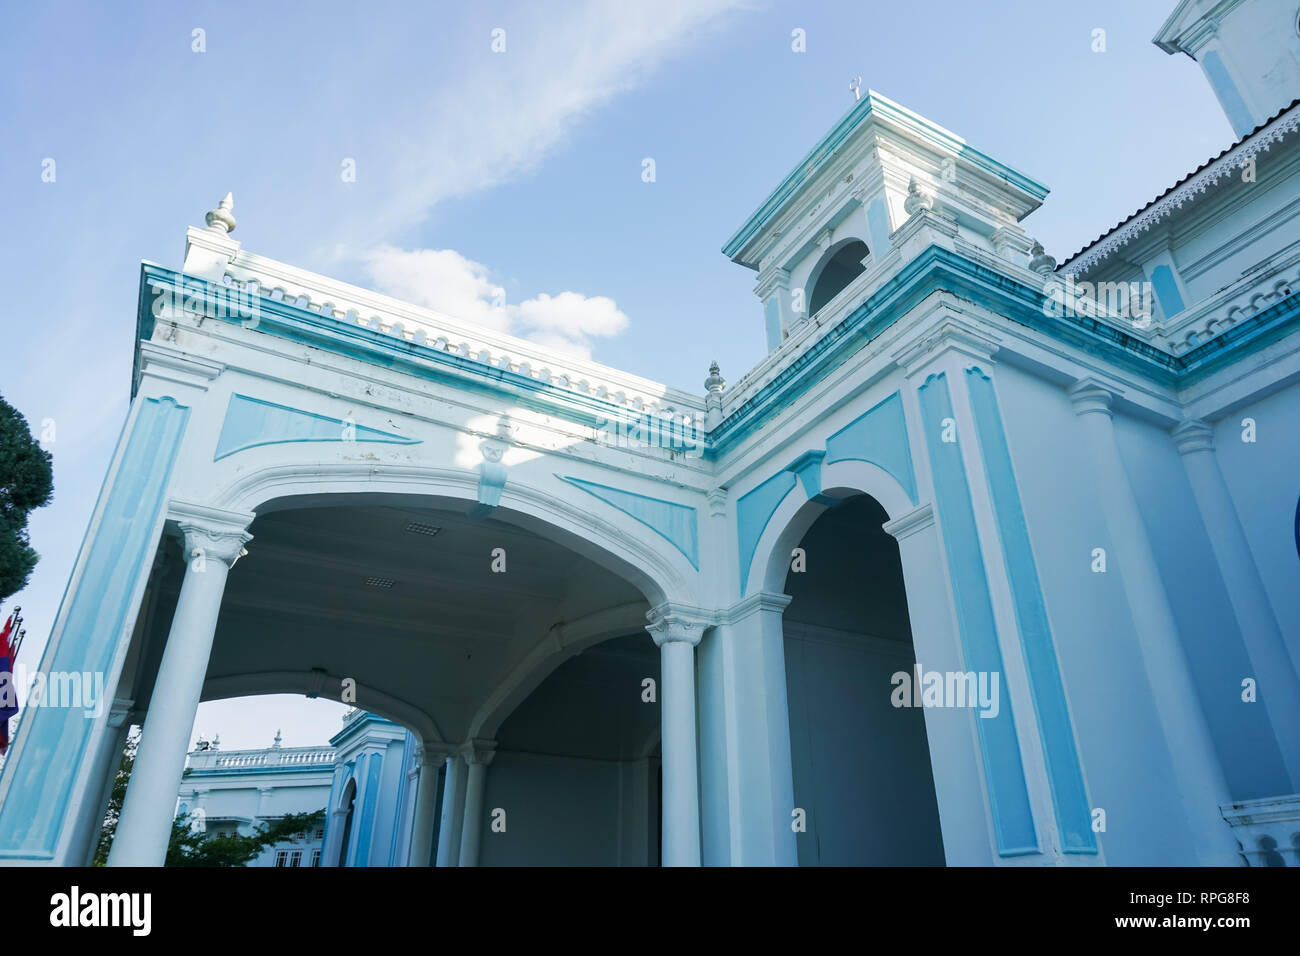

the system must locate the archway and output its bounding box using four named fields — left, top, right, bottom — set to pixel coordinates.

left=807, top=239, right=869, bottom=316
left=781, top=493, right=944, bottom=865
left=103, top=468, right=697, bottom=867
